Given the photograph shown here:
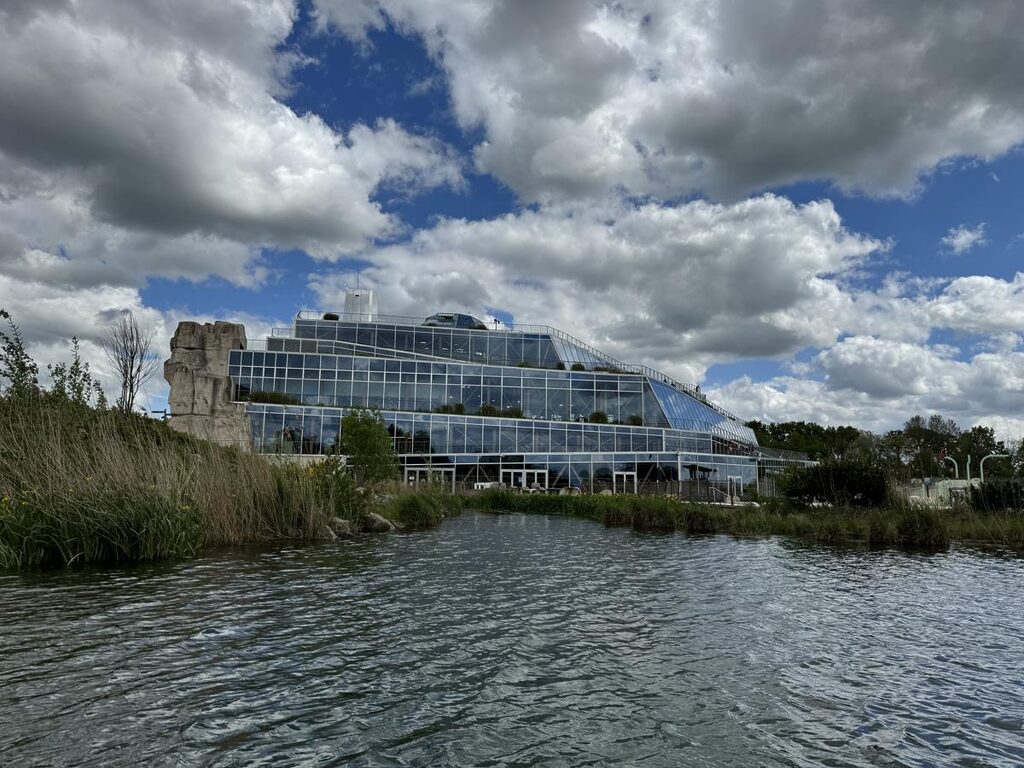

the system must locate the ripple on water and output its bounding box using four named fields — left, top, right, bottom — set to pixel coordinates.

left=1, top=512, right=1023, bottom=767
